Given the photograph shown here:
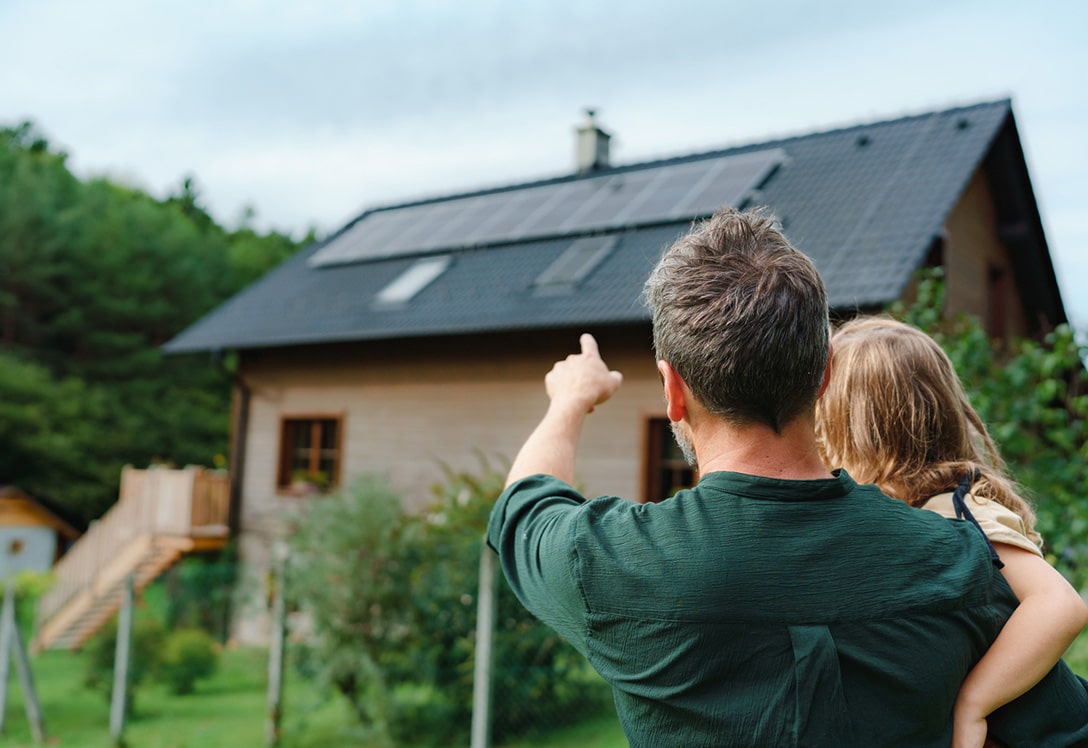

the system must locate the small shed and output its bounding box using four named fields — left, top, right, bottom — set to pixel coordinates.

left=0, top=486, right=81, bottom=577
